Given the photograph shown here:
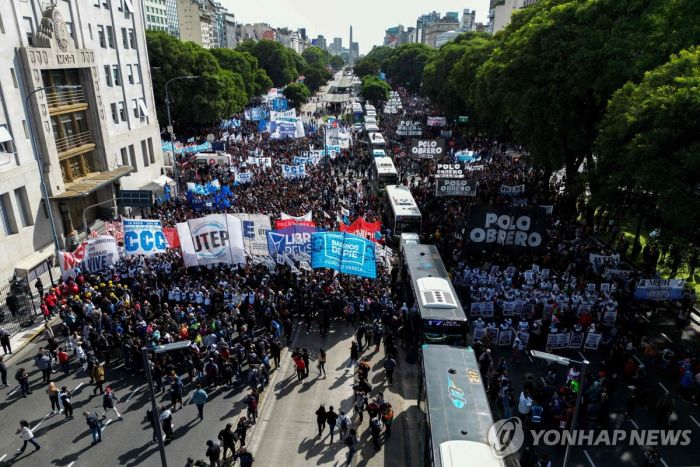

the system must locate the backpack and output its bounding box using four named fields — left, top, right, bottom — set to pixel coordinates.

left=15, top=370, right=23, bottom=382
left=87, top=413, right=99, bottom=429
